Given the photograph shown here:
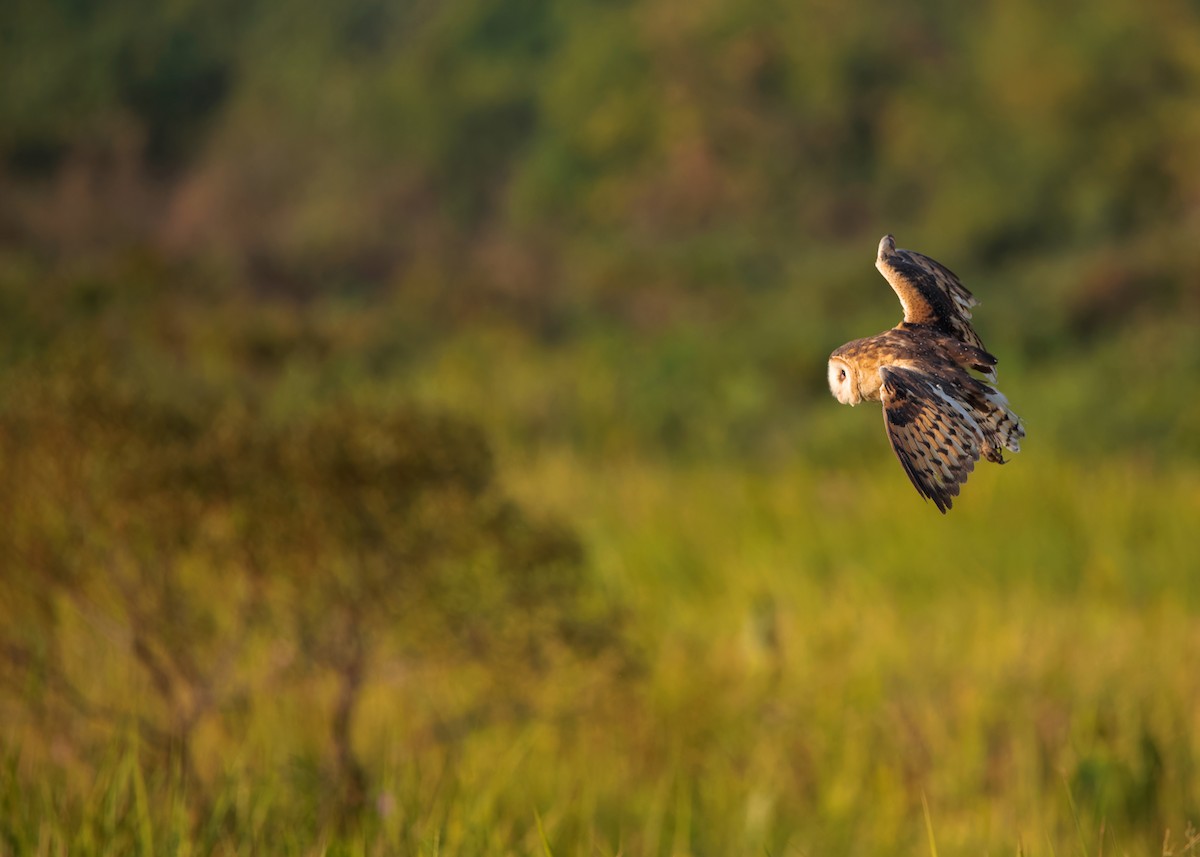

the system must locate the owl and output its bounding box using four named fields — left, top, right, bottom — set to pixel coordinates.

left=827, top=235, right=1024, bottom=512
